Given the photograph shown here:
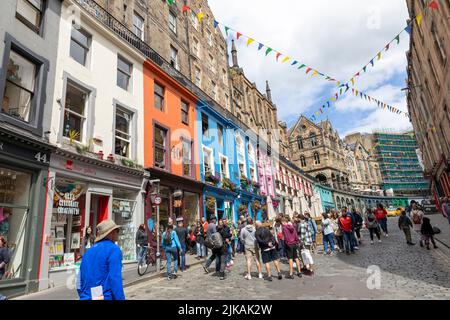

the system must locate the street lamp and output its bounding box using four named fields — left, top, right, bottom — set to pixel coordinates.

left=149, top=179, right=161, bottom=271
